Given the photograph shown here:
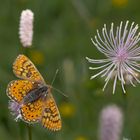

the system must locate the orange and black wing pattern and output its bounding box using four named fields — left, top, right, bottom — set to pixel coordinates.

left=41, top=93, right=61, bottom=131
left=20, top=98, right=44, bottom=123
left=7, top=54, right=62, bottom=130
left=7, top=80, right=38, bottom=103
left=13, top=54, right=45, bottom=83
